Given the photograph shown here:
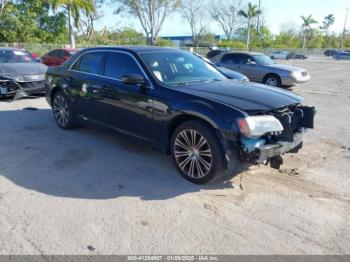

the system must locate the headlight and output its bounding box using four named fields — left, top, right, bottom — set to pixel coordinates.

left=237, top=115, right=284, bottom=138
left=290, top=71, right=300, bottom=79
